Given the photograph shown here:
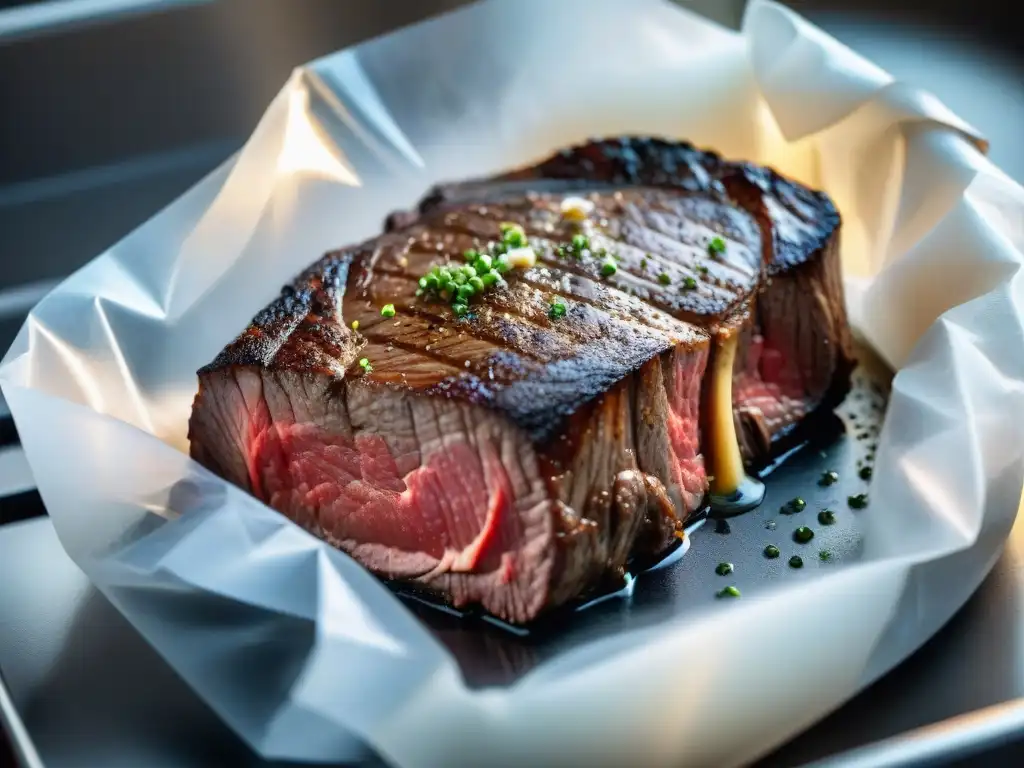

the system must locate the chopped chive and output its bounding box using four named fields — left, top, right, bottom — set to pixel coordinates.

left=380, top=304, right=396, bottom=318
left=819, top=550, right=833, bottom=562
left=452, top=302, right=469, bottom=318
left=456, top=283, right=475, bottom=301
left=571, top=234, right=589, bottom=252
left=418, top=276, right=429, bottom=290
left=481, top=270, right=500, bottom=287
left=793, top=526, right=814, bottom=544
left=494, top=255, right=511, bottom=273
left=696, top=264, right=709, bottom=275
left=819, top=470, right=839, bottom=487
left=549, top=298, right=567, bottom=320
left=500, top=222, right=527, bottom=247
left=658, top=272, right=671, bottom=286
left=358, top=357, right=372, bottom=373
left=600, top=259, right=618, bottom=277
left=788, top=555, right=803, bottom=569
left=764, top=544, right=780, bottom=559
left=640, top=257, right=648, bottom=269
left=708, top=236, right=726, bottom=255
left=475, top=253, right=492, bottom=272
left=463, top=248, right=480, bottom=262
left=715, top=562, right=734, bottom=576
left=818, top=510, right=837, bottom=526
left=682, top=276, right=697, bottom=290
left=848, top=493, right=869, bottom=509
left=859, top=466, right=873, bottom=480
left=469, top=276, right=485, bottom=292
left=716, top=585, right=741, bottom=598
